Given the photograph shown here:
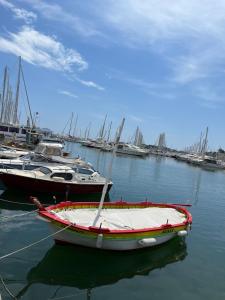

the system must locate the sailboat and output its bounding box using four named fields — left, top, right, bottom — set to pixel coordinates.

left=0, top=57, right=35, bottom=141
